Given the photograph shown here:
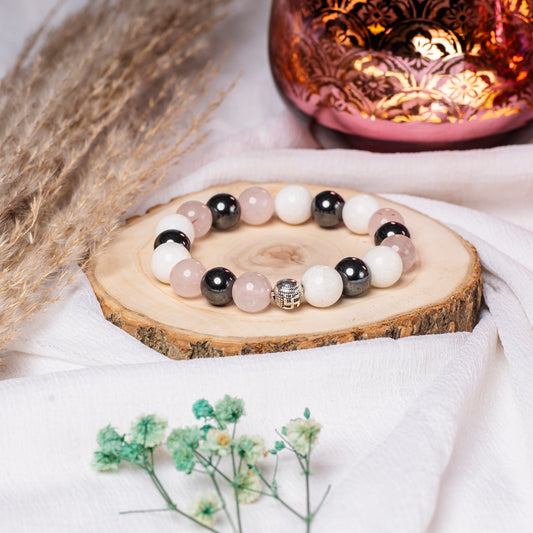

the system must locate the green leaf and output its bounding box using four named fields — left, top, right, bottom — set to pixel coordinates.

left=200, top=424, right=214, bottom=439
left=281, top=426, right=288, bottom=436
left=304, top=408, right=310, bottom=420
left=274, top=440, right=285, bottom=451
